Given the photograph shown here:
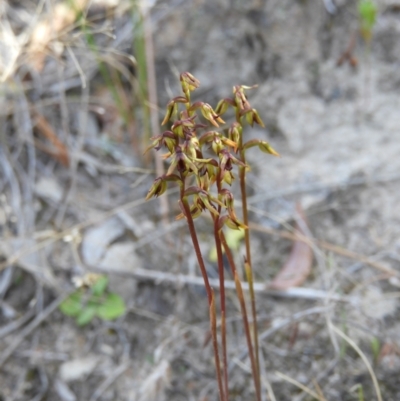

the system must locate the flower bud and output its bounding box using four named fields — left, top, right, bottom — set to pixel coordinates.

left=198, top=192, right=219, bottom=218
left=222, top=170, right=234, bottom=185
left=228, top=122, right=242, bottom=146
left=145, top=176, right=167, bottom=200
left=199, top=131, right=217, bottom=147
left=233, top=85, right=251, bottom=111
left=180, top=72, right=200, bottom=99
left=171, top=116, right=196, bottom=138
left=215, top=98, right=235, bottom=115
left=167, top=146, right=198, bottom=175
left=198, top=172, right=210, bottom=192
left=251, top=109, right=265, bottom=127
left=220, top=136, right=238, bottom=153
left=218, top=214, right=247, bottom=231
left=219, top=188, right=234, bottom=209
left=200, top=103, right=225, bottom=127
left=212, top=136, right=224, bottom=155
left=180, top=72, right=200, bottom=91
left=219, top=149, right=247, bottom=172
left=161, top=100, right=178, bottom=125
left=258, top=141, right=280, bottom=157
left=241, top=108, right=265, bottom=127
